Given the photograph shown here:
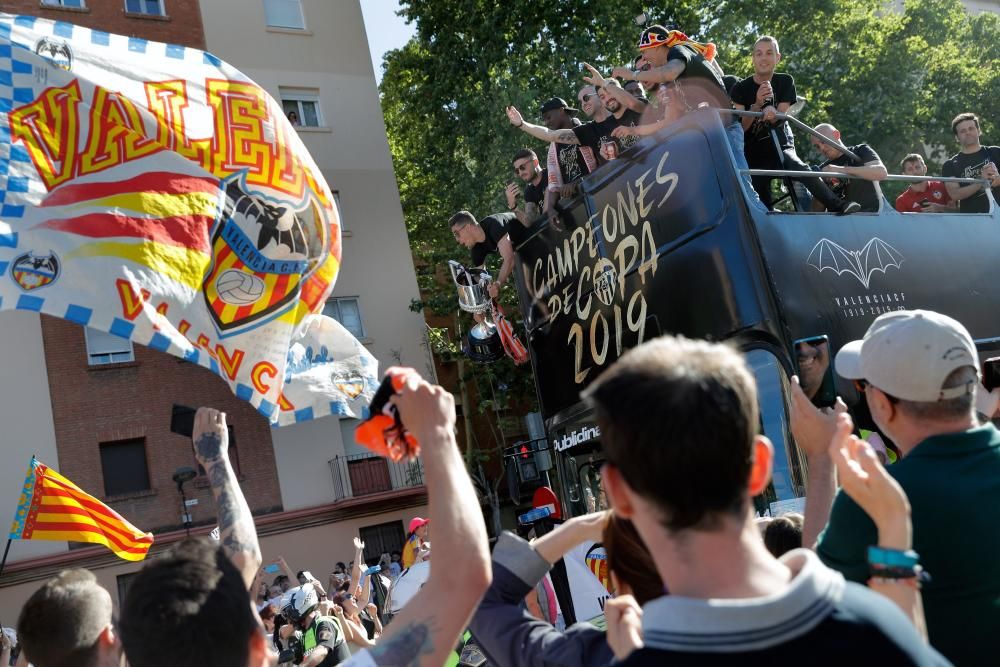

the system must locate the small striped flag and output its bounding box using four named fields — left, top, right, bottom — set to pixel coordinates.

left=9, top=457, right=153, bottom=561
